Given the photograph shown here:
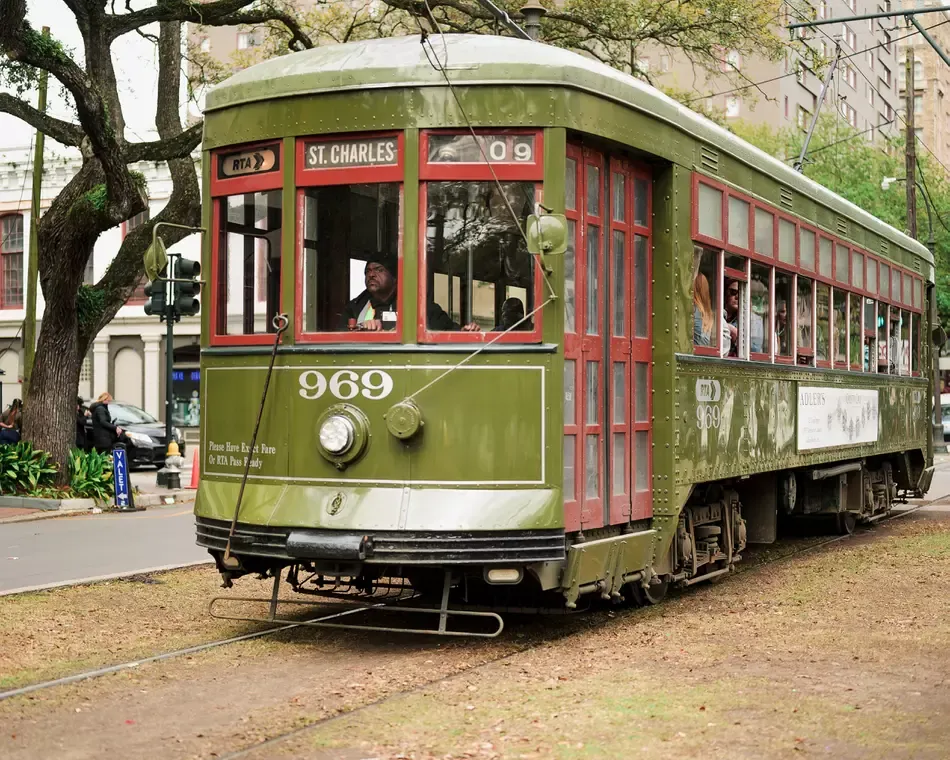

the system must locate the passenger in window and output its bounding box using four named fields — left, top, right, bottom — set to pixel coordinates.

left=692, top=273, right=714, bottom=347
left=493, top=297, right=531, bottom=331
left=723, top=279, right=740, bottom=357
left=775, top=299, right=790, bottom=355
left=342, top=253, right=479, bottom=332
